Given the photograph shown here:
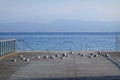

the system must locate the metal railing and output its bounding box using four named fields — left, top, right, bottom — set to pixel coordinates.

left=0, top=39, right=16, bottom=56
